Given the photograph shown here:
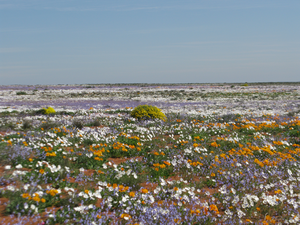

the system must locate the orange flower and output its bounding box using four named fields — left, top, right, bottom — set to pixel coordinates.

left=22, top=193, right=30, bottom=199
left=141, top=188, right=148, bottom=194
